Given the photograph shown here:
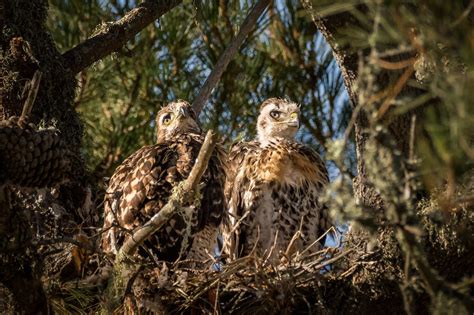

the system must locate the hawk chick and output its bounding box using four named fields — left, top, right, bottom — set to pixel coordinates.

left=101, top=101, right=226, bottom=263
left=223, top=98, right=331, bottom=262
